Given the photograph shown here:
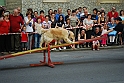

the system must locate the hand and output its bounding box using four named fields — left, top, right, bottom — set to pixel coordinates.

left=118, top=32, right=122, bottom=34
